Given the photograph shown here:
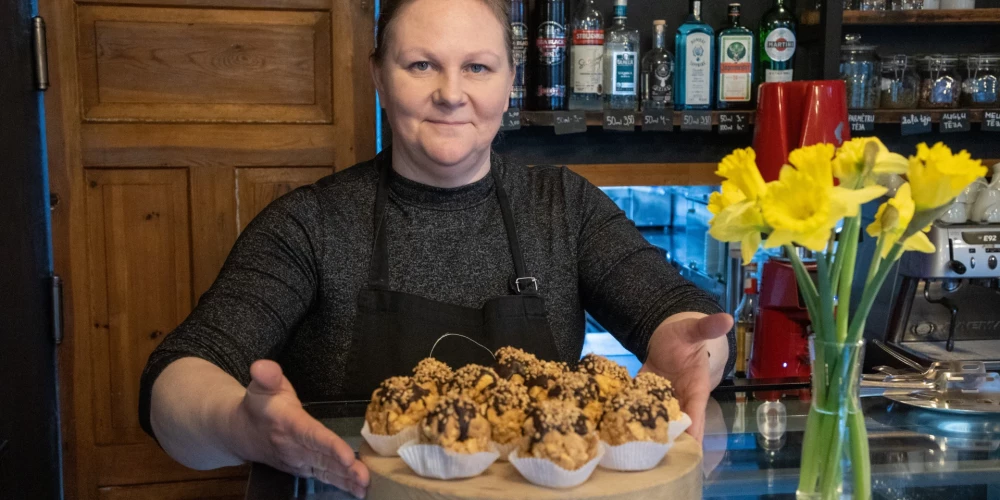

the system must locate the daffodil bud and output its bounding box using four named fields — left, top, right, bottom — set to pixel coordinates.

left=880, top=205, right=900, bottom=233
left=861, top=141, right=880, bottom=181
